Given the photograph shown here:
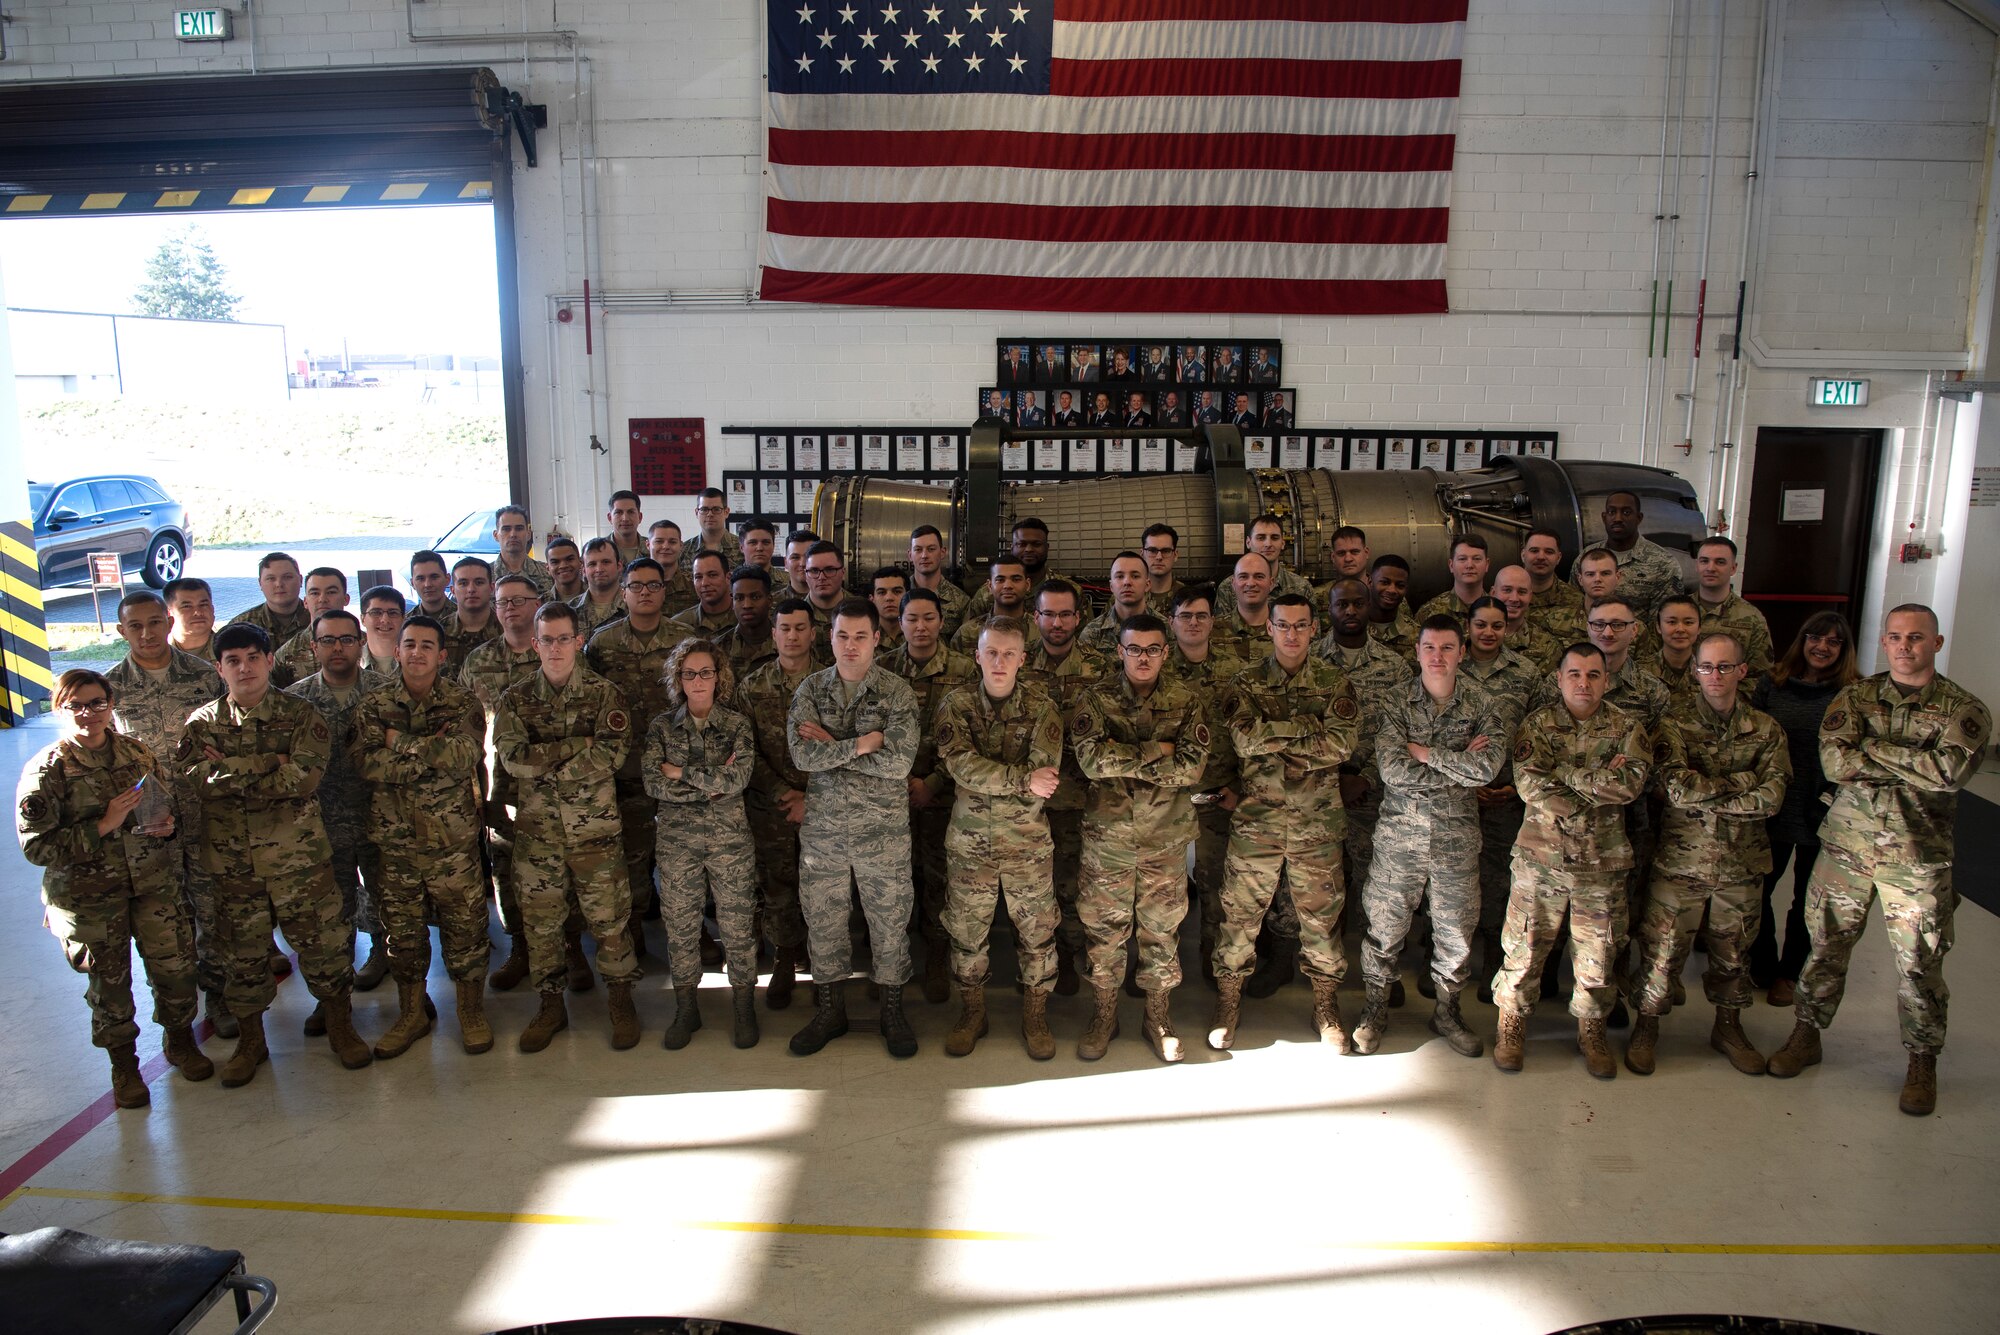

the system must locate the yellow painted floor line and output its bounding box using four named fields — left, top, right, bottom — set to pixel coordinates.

left=8, top=1186, right=1997, bottom=1255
